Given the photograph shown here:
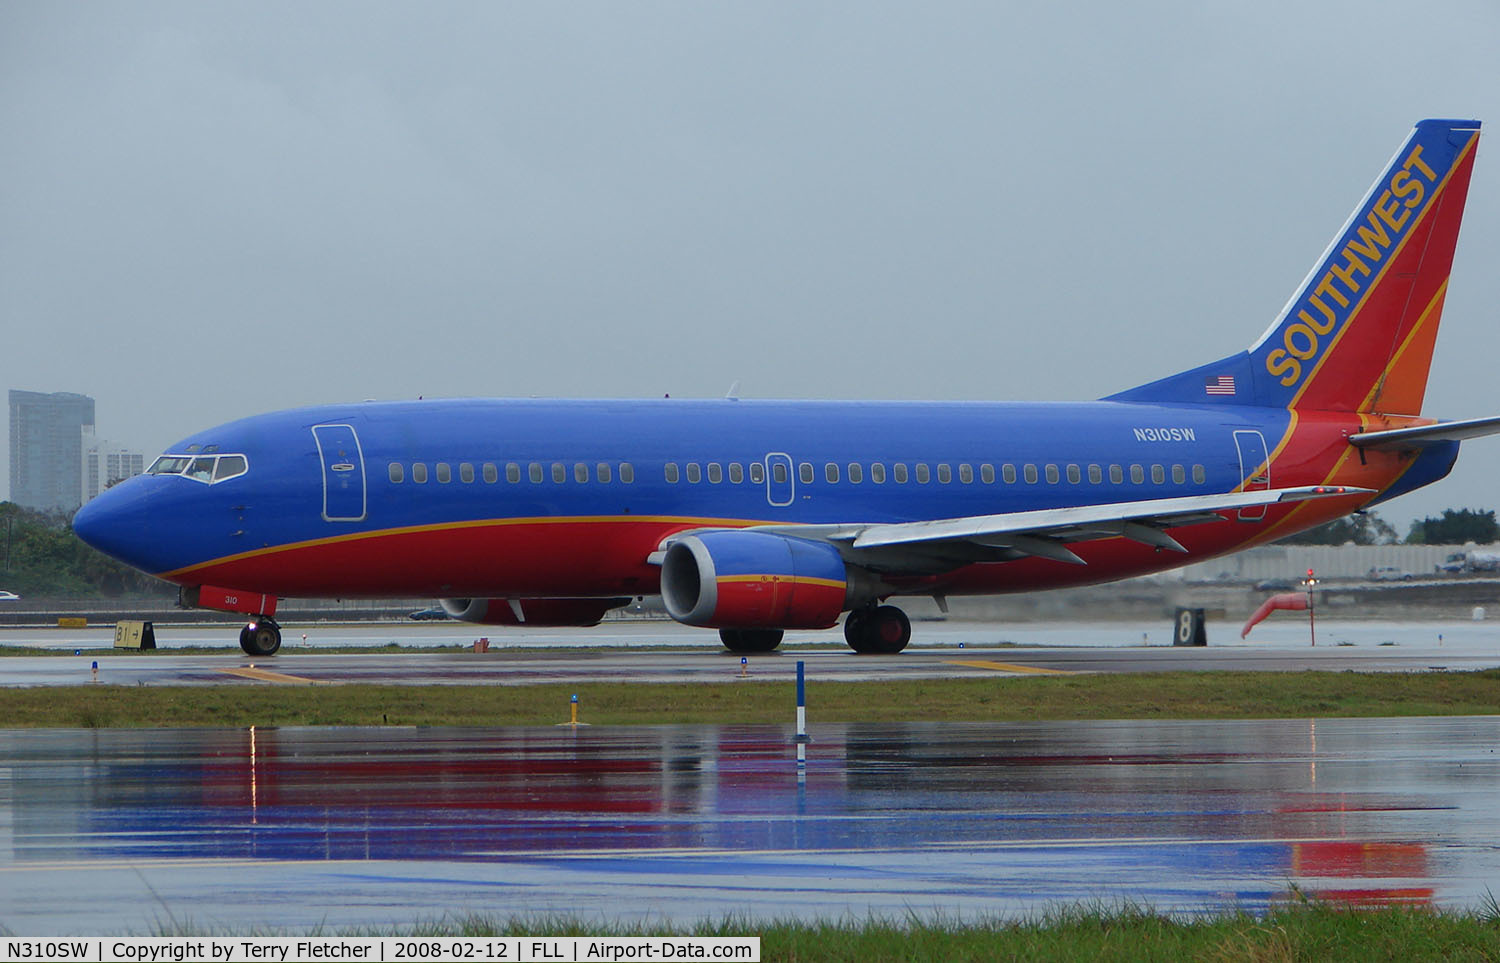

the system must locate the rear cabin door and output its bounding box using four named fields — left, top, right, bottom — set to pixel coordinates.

left=312, top=424, right=367, bottom=522
left=1233, top=429, right=1270, bottom=521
